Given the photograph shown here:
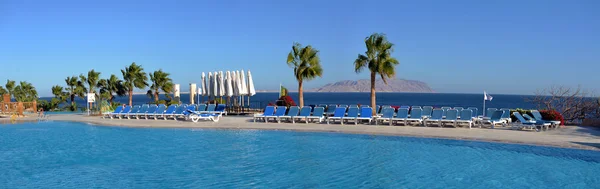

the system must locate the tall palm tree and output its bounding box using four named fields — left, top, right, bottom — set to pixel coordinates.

left=148, top=69, right=174, bottom=102
left=84, top=69, right=101, bottom=109
left=286, top=42, right=323, bottom=107
left=51, top=85, right=67, bottom=103
left=13, top=81, right=37, bottom=102
left=98, top=74, right=126, bottom=105
left=65, top=76, right=86, bottom=105
left=5, top=79, right=15, bottom=99
left=121, top=62, right=148, bottom=106
left=354, top=33, right=399, bottom=114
